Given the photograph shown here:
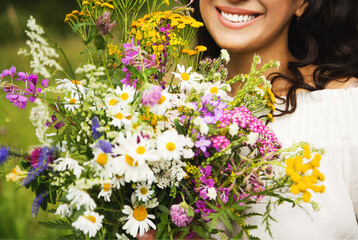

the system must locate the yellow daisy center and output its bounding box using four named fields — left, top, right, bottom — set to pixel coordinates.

left=210, top=87, right=219, bottom=94
left=180, top=72, right=190, bottom=81
left=103, top=183, right=111, bottom=192
left=140, top=187, right=148, bottom=195
left=136, top=146, right=146, bottom=155
left=96, top=153, right=108, bottom=166
left=115, top=112, right=123, bottom=120
left=69, top=98, right=77, bottom=104
left=120, top=93, right=129, bottom=101
left=133, top=206, right=148, bottom=221
left=125, top=154, right=138, bottom=167
left=166, top=142, right=176, bottom=151
left=158, top=95, right=166, bottom=104
left=108, top=99, right=117, bottom=106
left=72, top=80, right=83, bottom=85
left=85, top=215, right=96, bottom=223
left=125, top=115, right=132, bottom=120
